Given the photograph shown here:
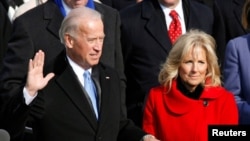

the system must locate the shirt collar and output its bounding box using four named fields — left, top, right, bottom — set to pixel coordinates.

left=67, top=56, right=92, bottom=84
left=160, top=0, right=184, bottom=20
